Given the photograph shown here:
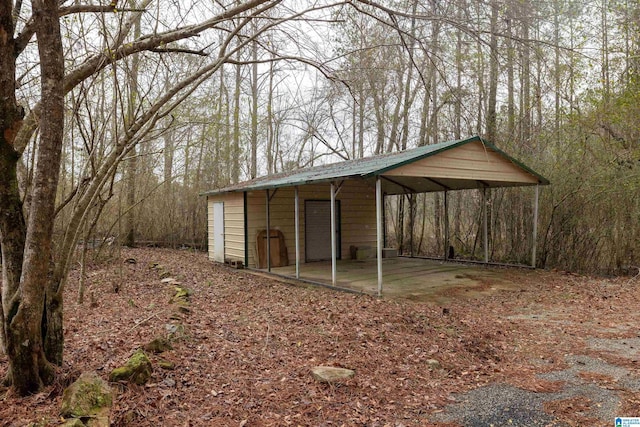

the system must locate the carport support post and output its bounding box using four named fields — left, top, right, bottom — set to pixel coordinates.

left=266, top=190, right=271, bottom=271
left=531, top=184, right=539, bottom=268
left=483, top=187, right=489, bottom=263
left=444, top=190, right=450, bottom=260
left=330, top=182, right=337, bottom=286
left=295, top=186, right=300, bottom=279
left=376, top=177, right=383, bottom=296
